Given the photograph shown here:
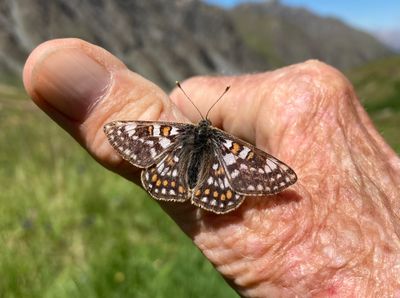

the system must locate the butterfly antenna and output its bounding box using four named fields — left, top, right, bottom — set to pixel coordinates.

left=175, top=81, right=204, bottom=120
left=205, top=86, right=230, bottom=120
